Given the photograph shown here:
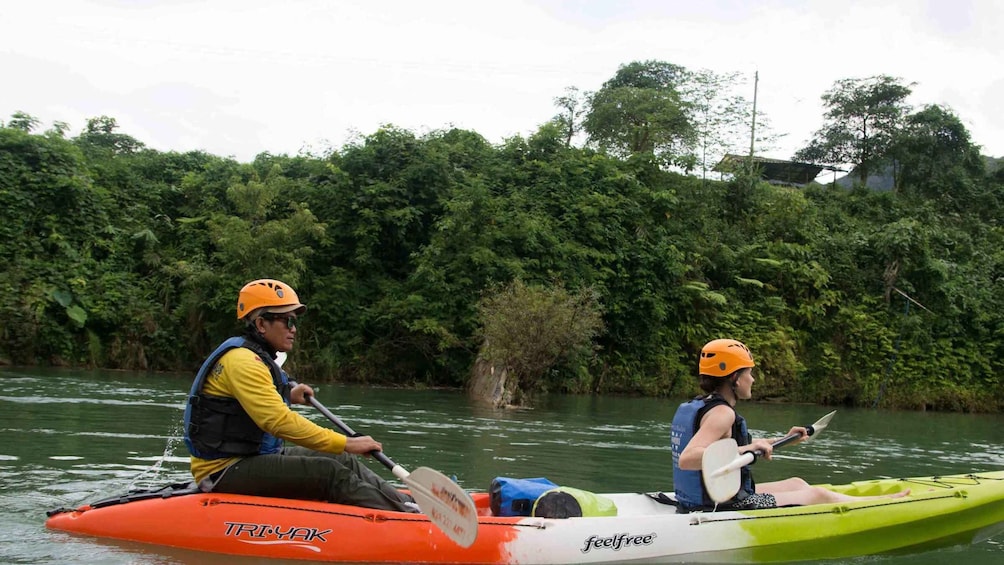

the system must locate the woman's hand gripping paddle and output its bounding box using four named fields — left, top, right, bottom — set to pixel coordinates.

left=276, top=353, right=477, bottom=547
left=701, top=410, right=837, bottom=504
